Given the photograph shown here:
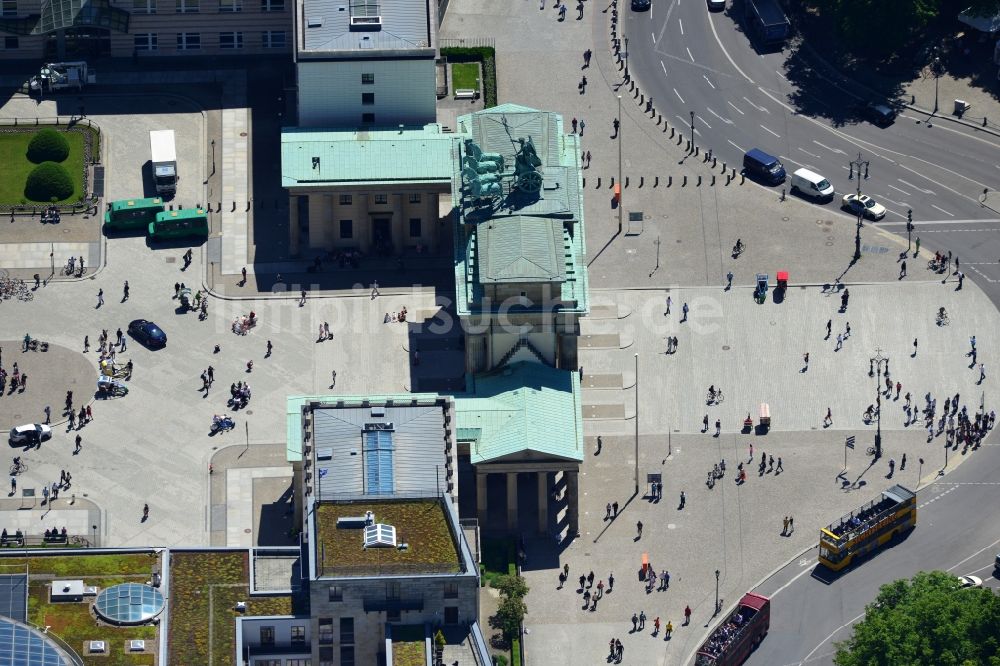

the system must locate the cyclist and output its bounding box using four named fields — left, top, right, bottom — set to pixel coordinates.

left=938, top=307, right=947, bottom=320
left=733, top=238, right=744, bottom=255
left=11, top=457, right=21, bottom=473
left=708, top=385, right=716, bottom=400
